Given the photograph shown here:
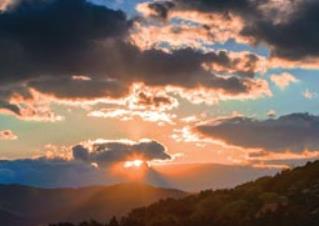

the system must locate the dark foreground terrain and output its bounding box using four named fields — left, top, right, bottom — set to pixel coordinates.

left=51, top=161, right=319, bottom=226
left=0, top=183, right=186, bottom=226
